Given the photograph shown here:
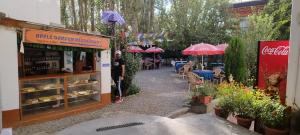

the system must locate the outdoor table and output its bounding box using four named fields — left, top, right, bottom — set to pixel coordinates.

left=175, top=63, right=186, bottom=72
left=209, top=62, right=224, bottom=67
left=193, top=70, right=214, bottom=80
